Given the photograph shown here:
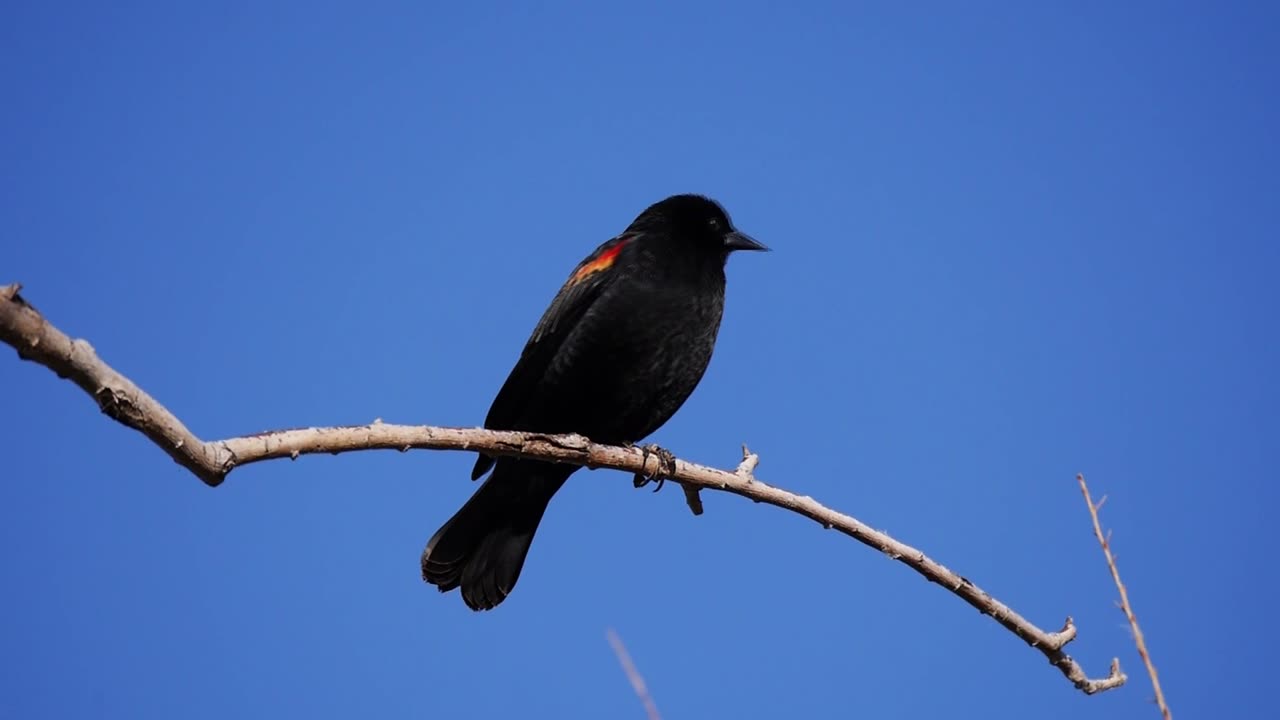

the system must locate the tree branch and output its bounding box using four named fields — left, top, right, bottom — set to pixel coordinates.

left=1078, top=475, right=1170, bottom=716
left=607, top=628, right=662, bottom=720
left=0, top=282, right=1126, bottom=695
